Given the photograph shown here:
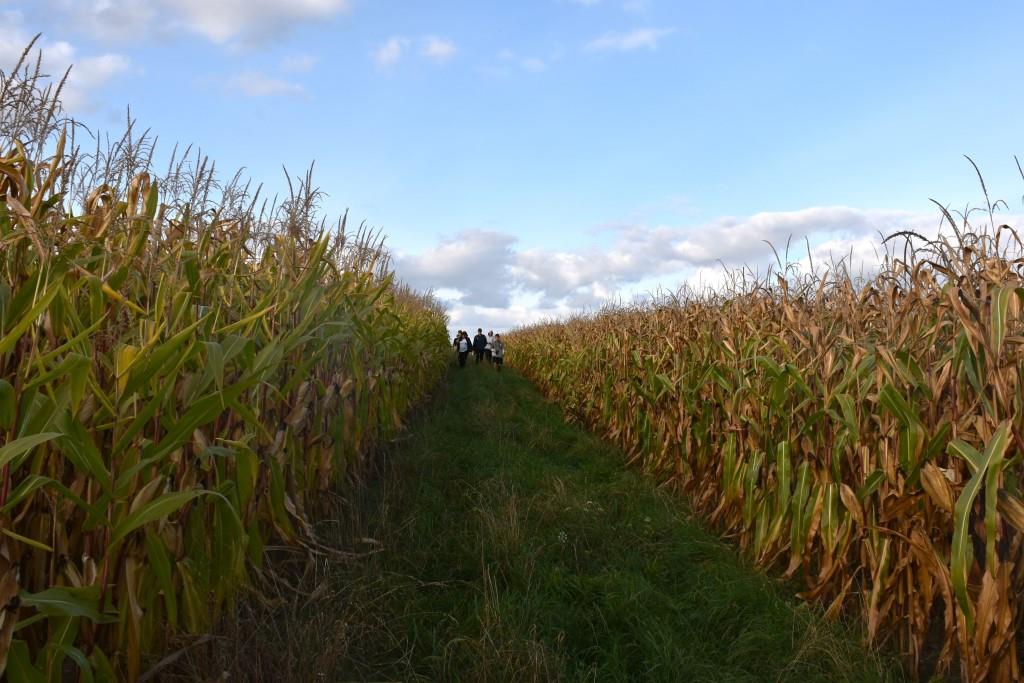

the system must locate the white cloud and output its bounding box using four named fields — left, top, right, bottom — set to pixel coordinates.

left=521, top=56, right=547, bottom=72
left=0, top=15, right=131, bottom=112
left=227, top=70, right=304, bottom=96
left=622, top=0, right=650, bottom=12
left=374, top=36, right=408, bottom=69
left=496, top=49, right=547, bottom=74
left=421, top=36, right=457, bottom=63
left=162, top=0, right=351, bottom=44
left=67, top=53, right=132, bottom=106
left=565, top=0, right=652, bottom=13
left=671, top=206, right=928, bottom=267
left=39, top=0, right=159, bottom=43
left=280, top=53, right=318, bottom=73
left=446, top=298, right=570, bottom=335
left=374, top=35, right=457, bottom=69
left=39, top=0, right=351, bottom=46
left=394, top=230, right=518, bottom=308
left=586, top=27, right=674, bottom=51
